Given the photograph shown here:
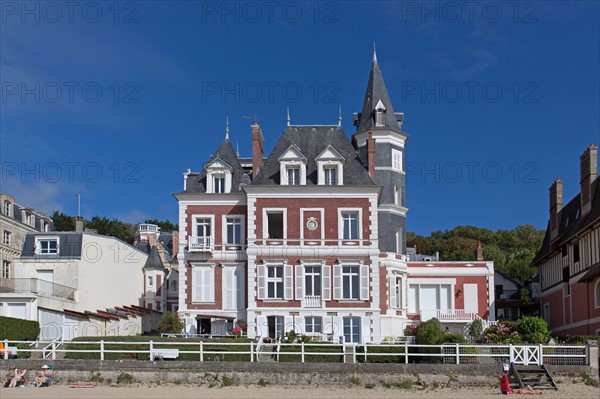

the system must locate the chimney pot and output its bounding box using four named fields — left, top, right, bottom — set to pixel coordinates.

left=580, top=144, right=598, bottom=215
